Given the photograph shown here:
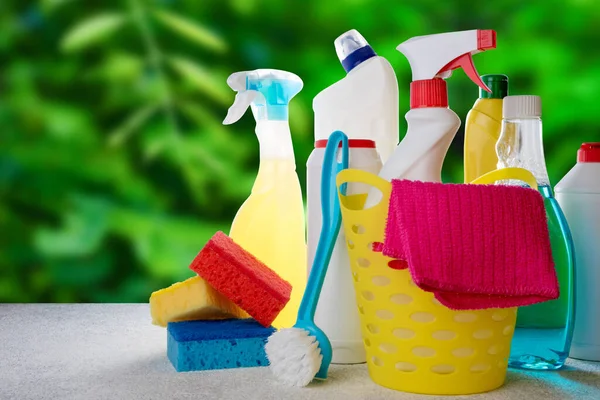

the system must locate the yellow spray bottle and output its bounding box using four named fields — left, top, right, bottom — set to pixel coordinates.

left=223, top=69, right=306, bottom=328
left=463, top=74, right=508, bottom=182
